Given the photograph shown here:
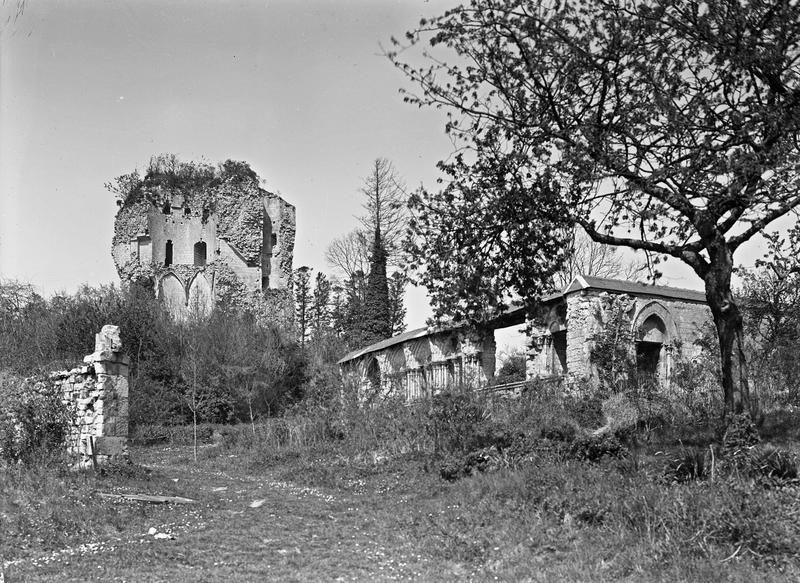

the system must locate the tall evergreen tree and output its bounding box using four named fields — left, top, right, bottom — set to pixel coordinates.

left=310, top=272, right=332, bottom=342
left=293, top=266, right=313, bottom=348
left=388, top=271, right=408, bottom=336
left=362, top=226, right=392, bottom=344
